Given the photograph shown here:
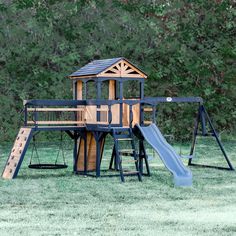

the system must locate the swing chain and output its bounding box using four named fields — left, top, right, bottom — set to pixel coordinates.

left=29, top=134, right=41, bottom=165
left=55, top=131, right=66, bottom=165
left=28, top=131, right=67, bottom=169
